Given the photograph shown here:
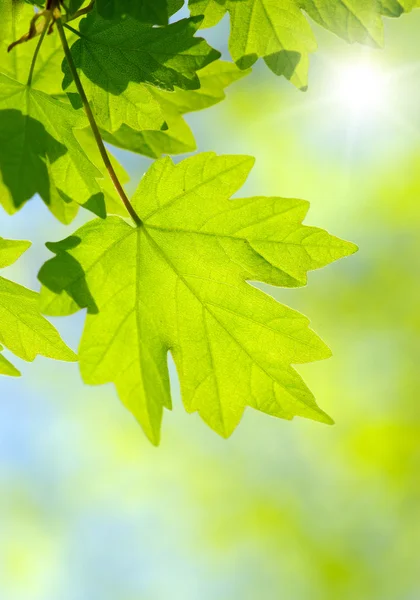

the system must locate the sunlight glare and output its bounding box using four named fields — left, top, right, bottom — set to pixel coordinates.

left=335, top=62, right=390, bottom=117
